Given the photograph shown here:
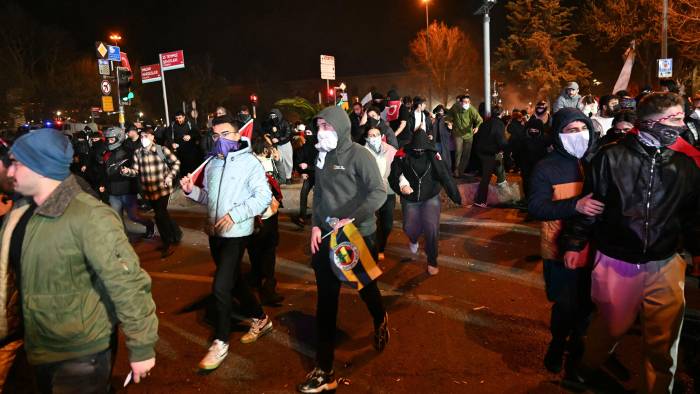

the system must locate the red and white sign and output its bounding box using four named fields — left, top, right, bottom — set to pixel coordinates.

left=160, top=50, right=185, bottom=71
left=141, top=64, right=162, bottom=83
